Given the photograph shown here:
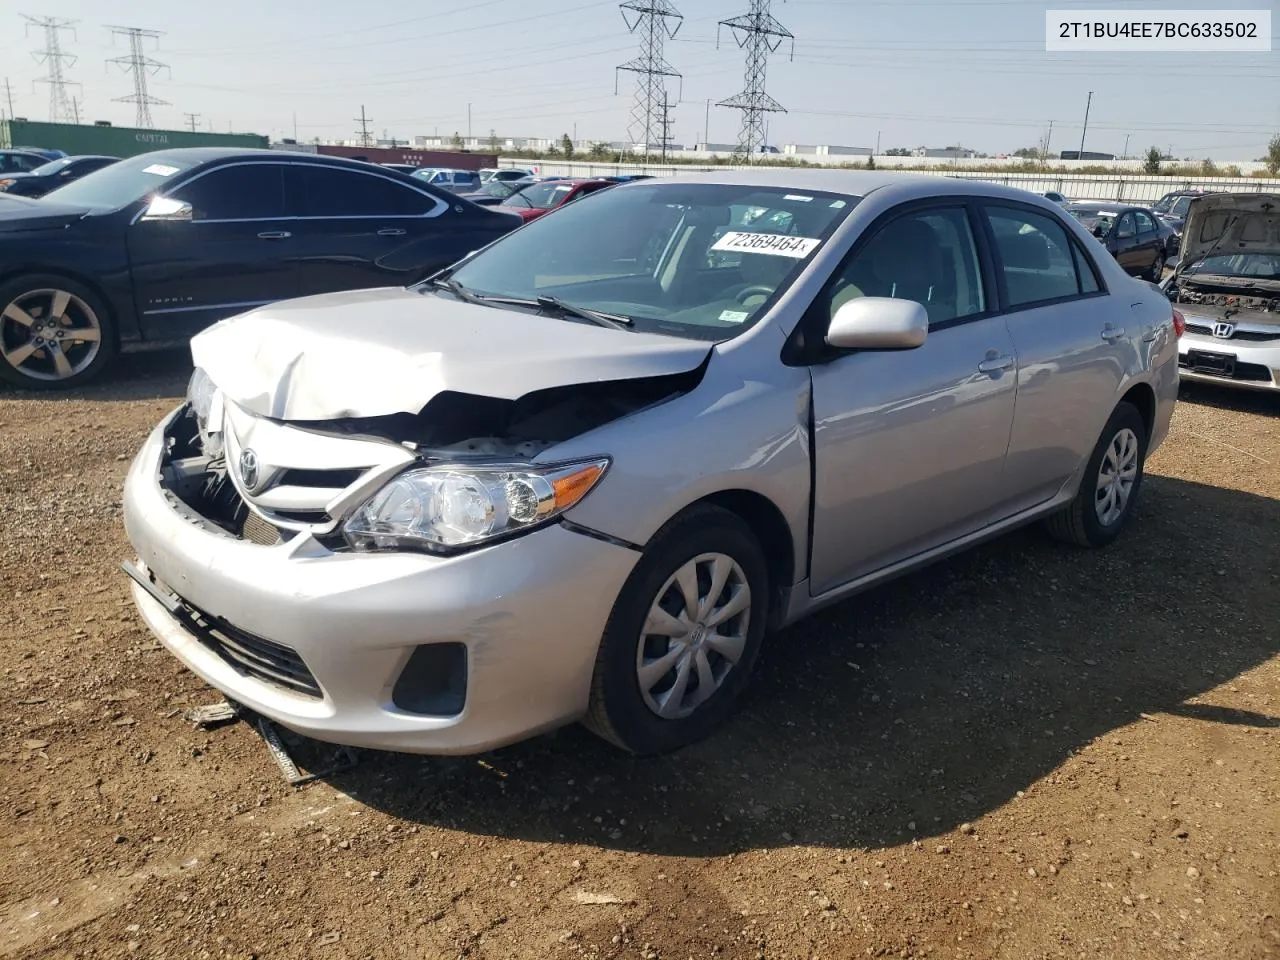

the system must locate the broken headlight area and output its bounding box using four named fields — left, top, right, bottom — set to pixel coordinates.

left=343, top=459, right=608, bottom=554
